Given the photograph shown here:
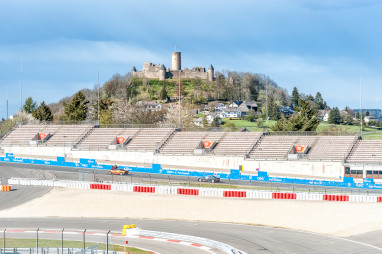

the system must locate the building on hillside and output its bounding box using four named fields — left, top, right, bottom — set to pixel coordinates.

left=224, top=107, right=241, bottom=118
left=238, top=105, right=250, bottom=116
left=364, top=116, right=379, bottom=123
left=136, top=101, right=162, bottom=111
left=318, top=110, right=330, bottom=121
left=241, top=101, right=258, bottom=111
left=131, top=51, right=215, bottom=81
left=228, top=101, right=243, bottom=108
left=214, top=102, right=226, bottom=112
